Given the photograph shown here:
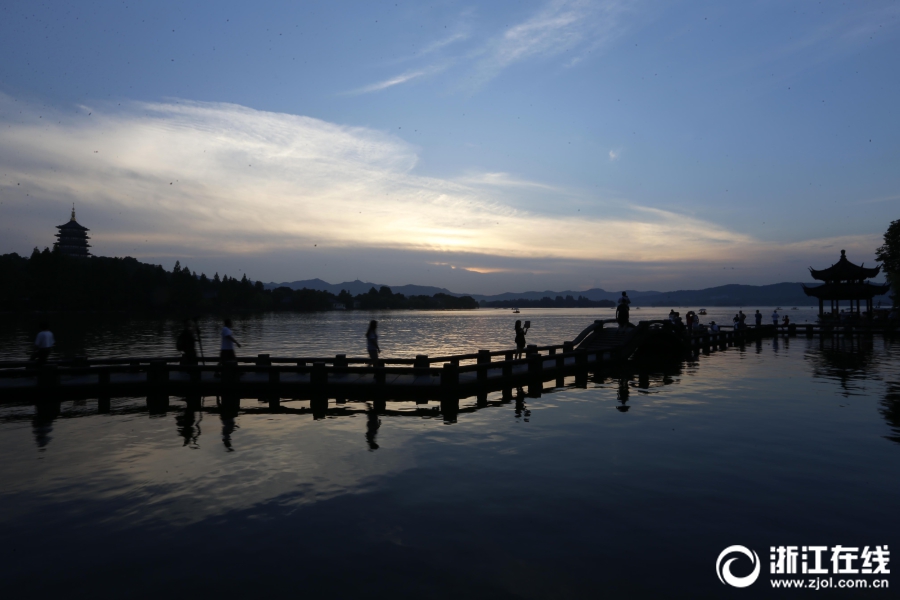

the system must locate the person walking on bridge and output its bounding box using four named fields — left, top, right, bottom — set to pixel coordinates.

left=220, top=318, right=241, bottom=362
